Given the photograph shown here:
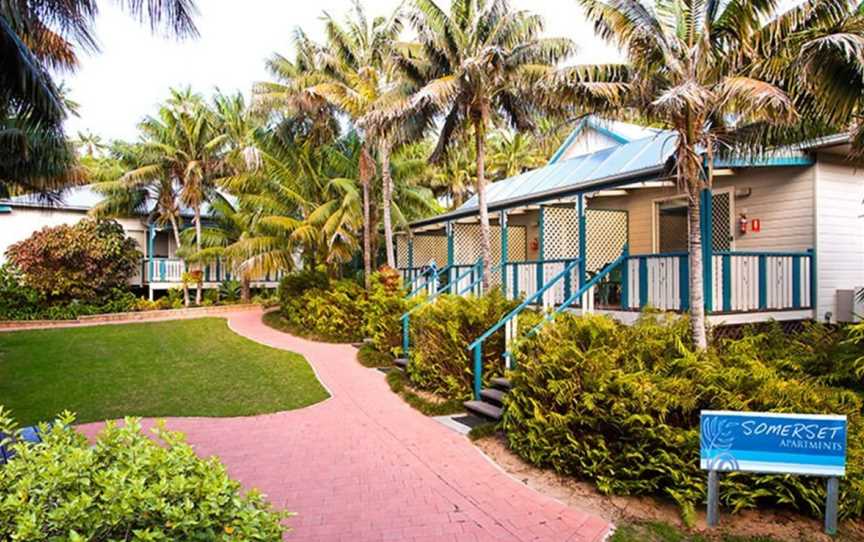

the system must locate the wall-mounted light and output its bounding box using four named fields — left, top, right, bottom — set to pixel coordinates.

left=735, top=187, right=752, bottom=198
